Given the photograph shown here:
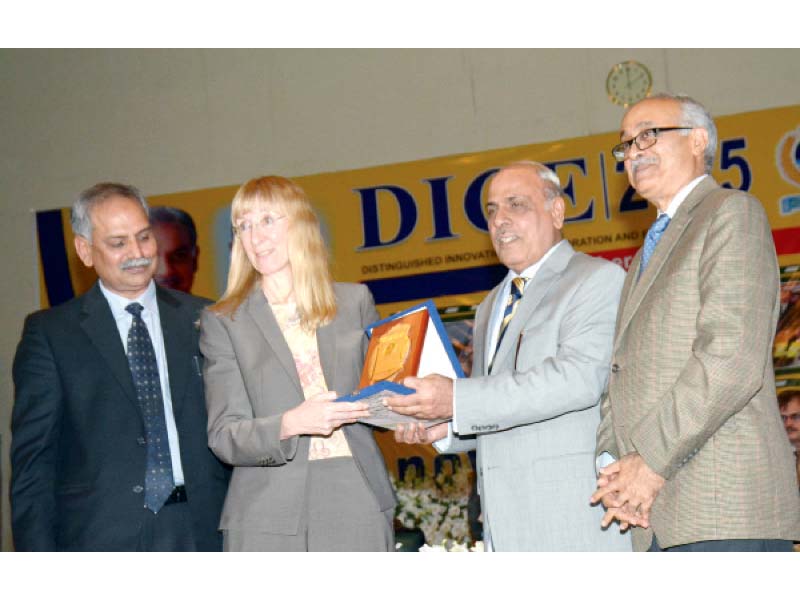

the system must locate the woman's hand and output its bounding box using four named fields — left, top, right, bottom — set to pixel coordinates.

left=280, top=391, right=371, bottom=439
